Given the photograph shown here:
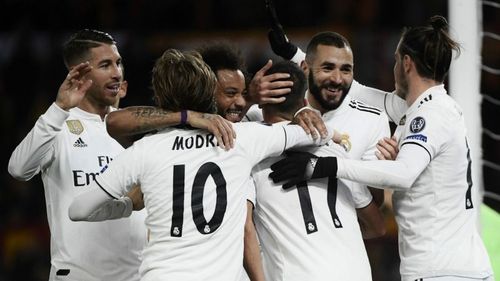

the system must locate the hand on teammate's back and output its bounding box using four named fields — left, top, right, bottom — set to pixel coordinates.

left=126, top=185, right=144, bottom=211
left=187, top=111, right=236, bottom=150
